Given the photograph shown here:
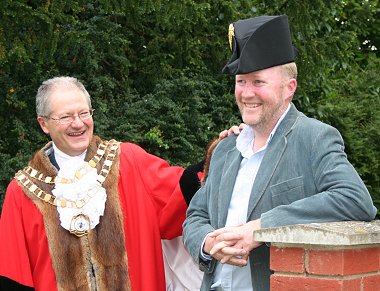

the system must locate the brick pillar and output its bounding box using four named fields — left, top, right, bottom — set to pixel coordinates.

left=254, top=221, right=380, bottom=291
